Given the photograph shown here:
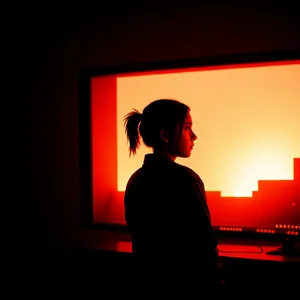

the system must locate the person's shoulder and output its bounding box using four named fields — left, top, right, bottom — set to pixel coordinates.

left=126, top=167, right=142, bottom=186
left=173, top=161, right=201, bottom=182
